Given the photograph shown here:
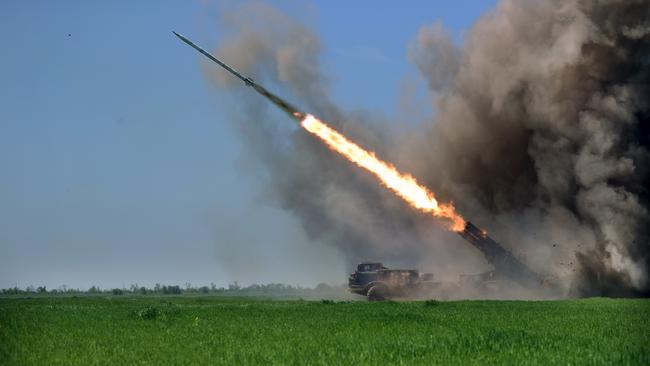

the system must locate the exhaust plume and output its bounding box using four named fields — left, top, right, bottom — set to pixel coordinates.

left=206, top=0, right=649, bottom=297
